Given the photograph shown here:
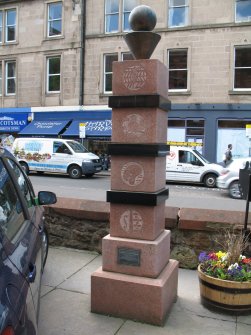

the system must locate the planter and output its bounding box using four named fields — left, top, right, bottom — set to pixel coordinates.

left=198, top=265, right=251, bottom=314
